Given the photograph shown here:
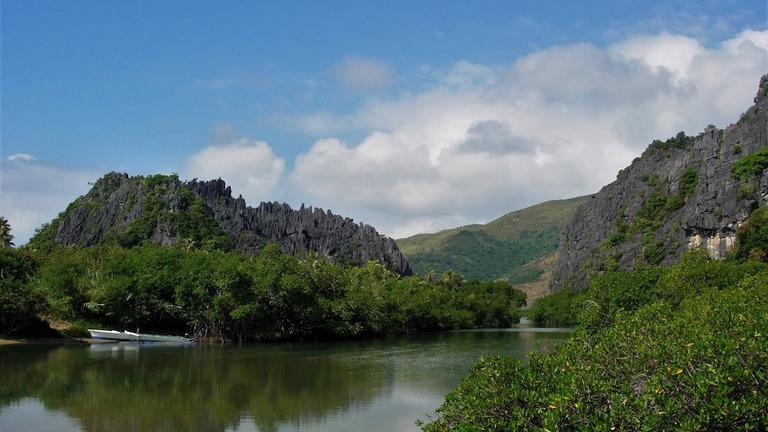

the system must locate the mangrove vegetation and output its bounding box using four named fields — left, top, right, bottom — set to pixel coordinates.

left=0, top=241, right=526, bottom=342
left=421, top=249, right=768, bottom=430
